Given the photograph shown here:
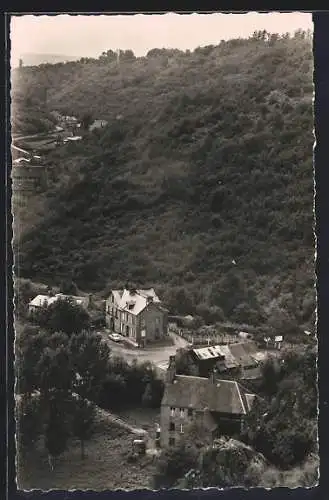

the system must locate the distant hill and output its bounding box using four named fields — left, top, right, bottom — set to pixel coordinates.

left=12, top=31, right=315, bottom=333
left=18, top=52, right=80, bottom=67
